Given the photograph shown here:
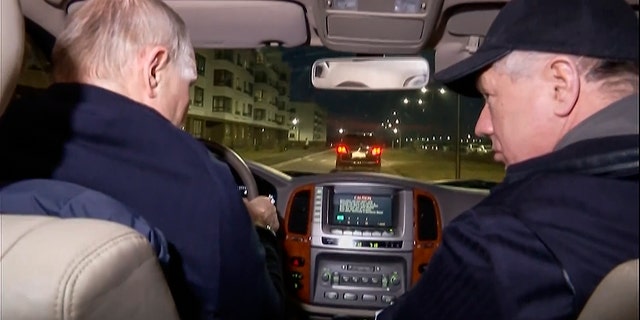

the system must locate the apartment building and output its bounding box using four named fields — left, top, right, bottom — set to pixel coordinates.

left=184, top=48, right=292, bottom=149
